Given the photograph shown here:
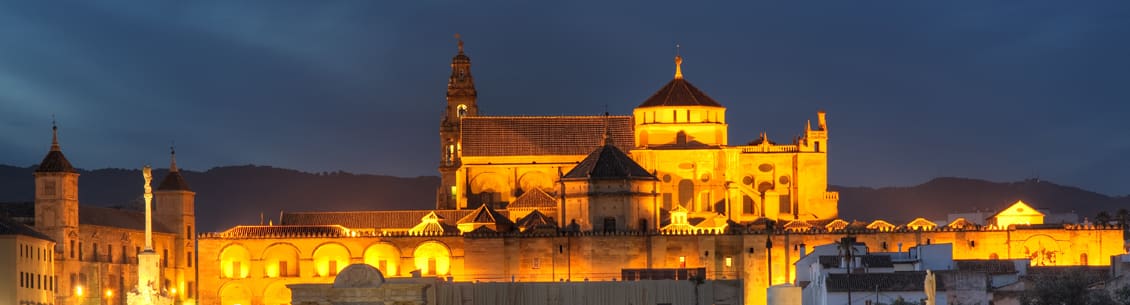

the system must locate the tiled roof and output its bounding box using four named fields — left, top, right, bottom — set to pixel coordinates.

left=36, top=150, right=76, bottom=173
left=214, top=225, right=351, bottom=238
left=562, top=144, right=656, bottom=180
left=79, top=206, right=177, bottom=233
left=826, top=271, right=944, bottom=292
left=281, top=210, right=508, bottom=230
left=955, top=260, right=1017, bottom=274
left=458, top=205, right=511, bottom=225
left=638, top=78, right=723, bottom=108
left=157, top=171, right=191, bottom=191
left=516, top=210, right=557, bottom=231
left=460, top=116, right=634, bottom=157
left=508, top=189, right=558, bottom=210
left=0, top=216, right=53, bottom=242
